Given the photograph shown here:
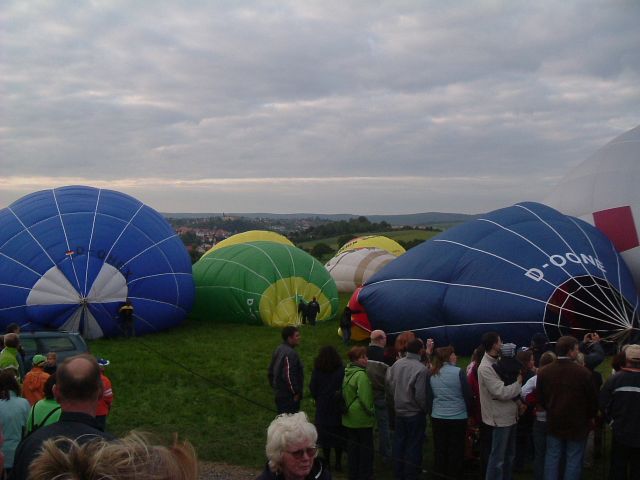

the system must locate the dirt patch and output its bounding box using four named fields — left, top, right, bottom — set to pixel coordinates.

left=199, top=461, right=261, bottom=480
